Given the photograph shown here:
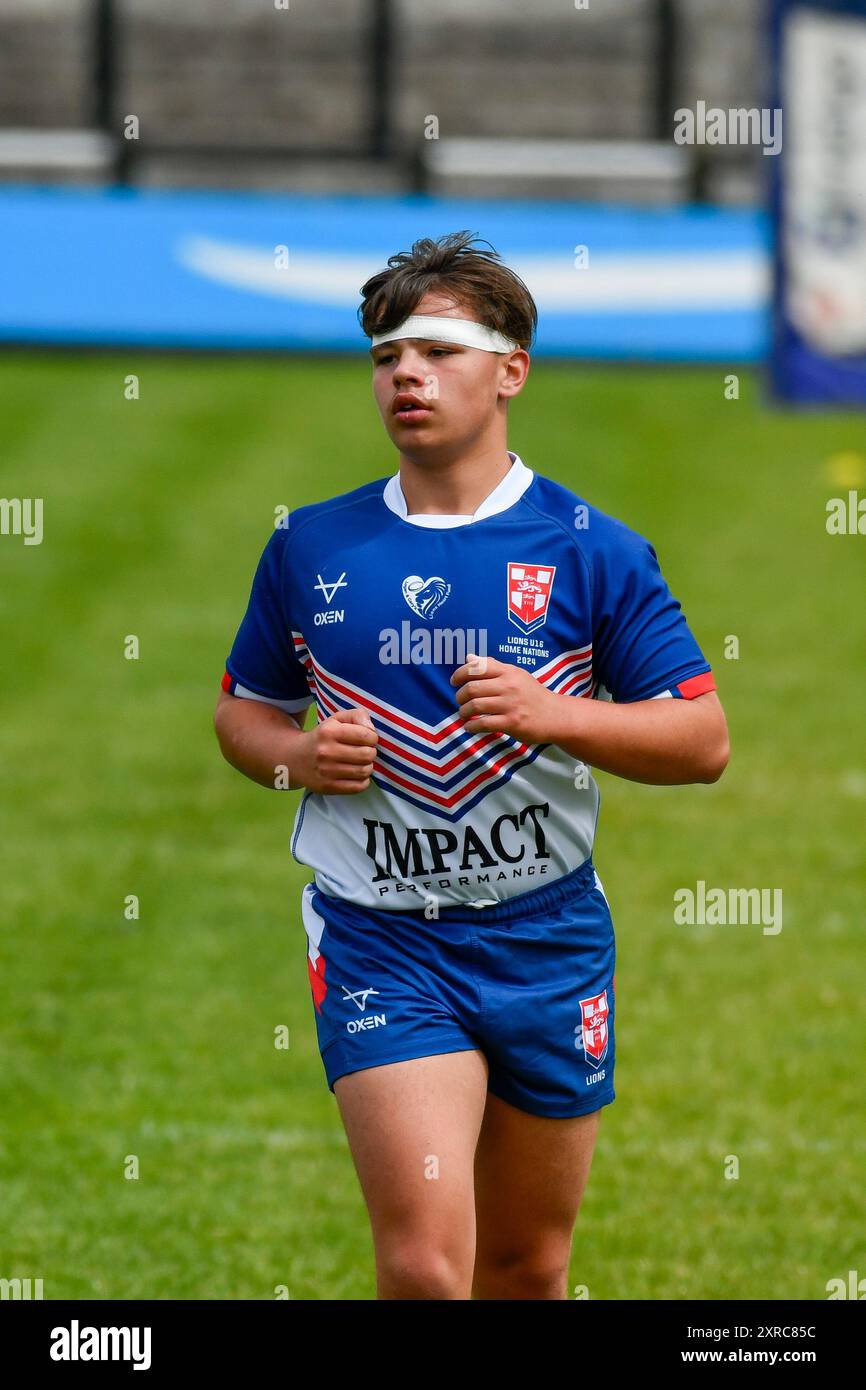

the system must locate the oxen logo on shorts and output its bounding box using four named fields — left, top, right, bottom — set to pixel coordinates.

left=340, top=982, right=387, bottom=1035
left=341, top=984, right=380, bottom=1012
left=507, top=563, right=556, bottom=634
left=576, top=989, right=609, bottom=1068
